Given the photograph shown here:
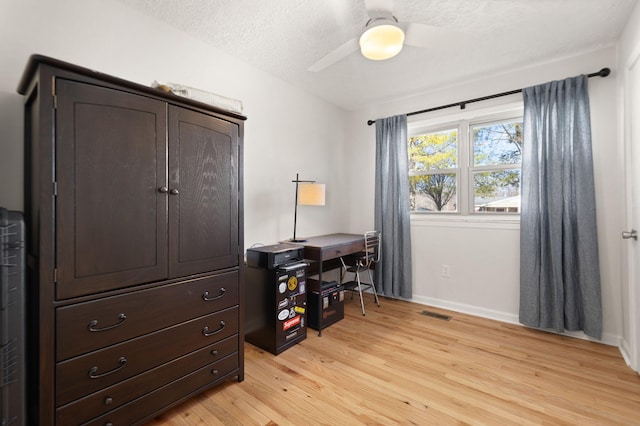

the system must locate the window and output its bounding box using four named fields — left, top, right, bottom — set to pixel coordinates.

left=408, top=114, right=523, bottom=214
left=471, top=120, right=522, bottom=213
left=408, top=128, right=459, bottom=212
